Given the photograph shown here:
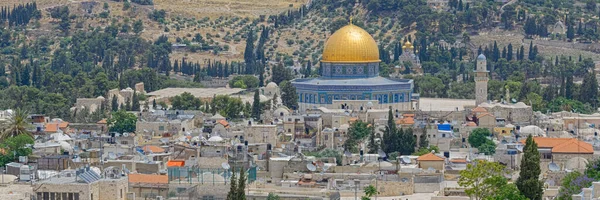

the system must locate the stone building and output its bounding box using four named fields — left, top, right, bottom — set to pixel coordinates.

left=72, top=96, right=106, bottom=113
left=263, top=82, right=280, bottom=97
left=136, top=119, right=195, bottom=137
left=479, top=102, right=533, bottom=124
left=475, top=54, right=489, bottom=106
left=521, top=137, right=594, bottom=173
left=33, top=169, right=128, bottom=200
left=244, top=122, right=278, bottom=146
left=417, top=153, right=445, bottom=171
left=128, top=174, right=169, bottom=199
